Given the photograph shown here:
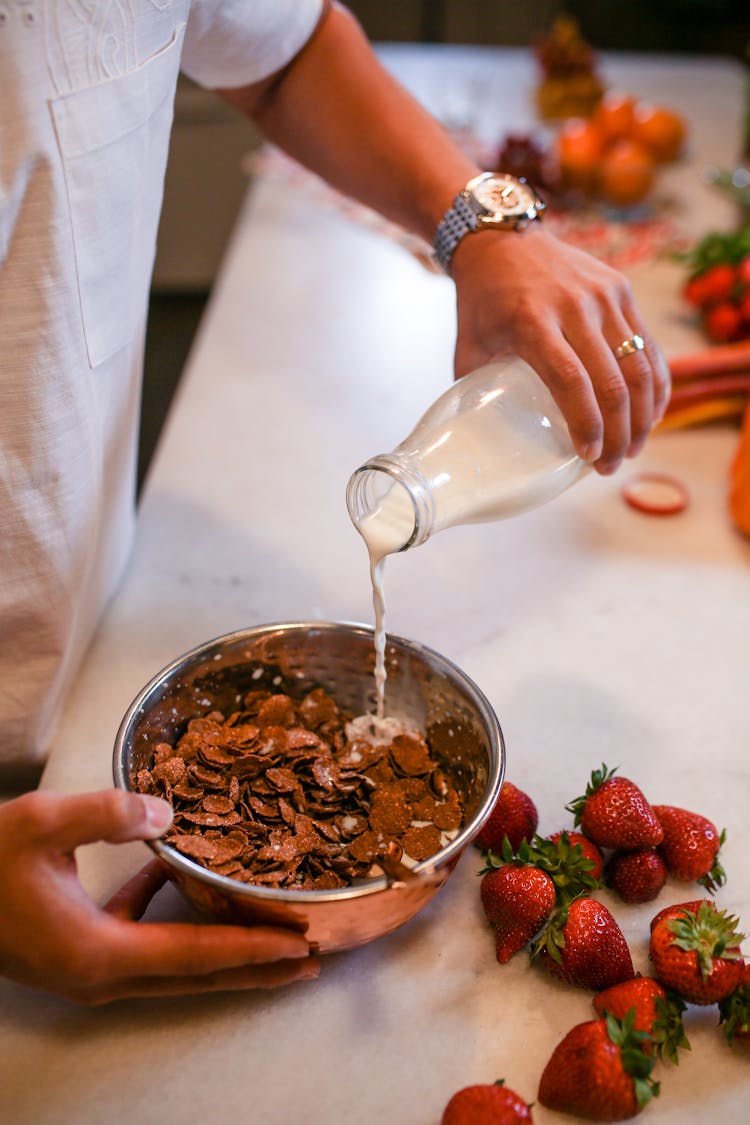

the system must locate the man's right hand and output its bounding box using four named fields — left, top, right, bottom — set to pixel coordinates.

left=0, top=789, right=319, bottom=1004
